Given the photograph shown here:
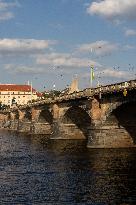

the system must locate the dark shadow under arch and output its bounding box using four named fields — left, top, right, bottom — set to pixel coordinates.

left=14, top=111, right=19, bottom=120
left=39, top=109, right=53, bottom=124
left=105, top=101, right=136, bottom=144
left=24, top=111, right=32, bottom=121
left=62, top=106, right=91, bottom=138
